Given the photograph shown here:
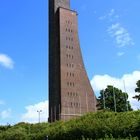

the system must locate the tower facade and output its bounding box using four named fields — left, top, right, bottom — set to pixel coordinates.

left=49, top=0, right=96, bottom=122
